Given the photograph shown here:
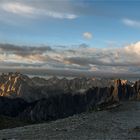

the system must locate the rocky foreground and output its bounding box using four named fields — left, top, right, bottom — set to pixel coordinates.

left=0, top=101, right=139, bottom=140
